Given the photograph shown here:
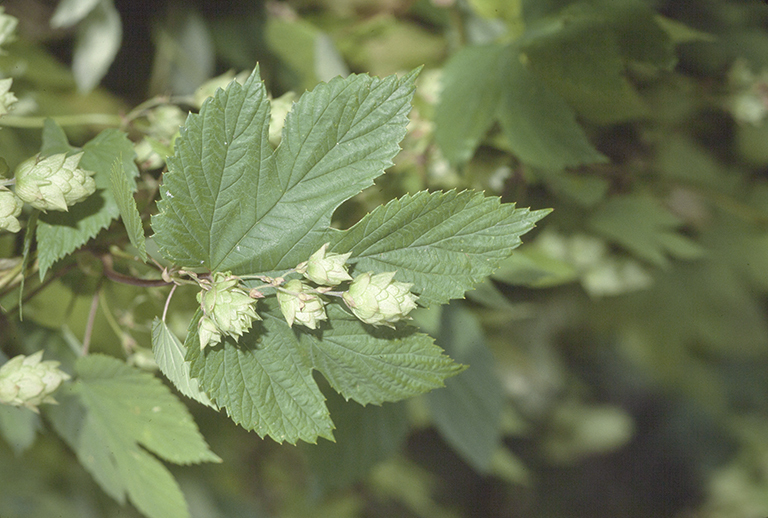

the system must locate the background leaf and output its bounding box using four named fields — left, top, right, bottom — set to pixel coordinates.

left=435, top=42, right=607, bottom=169
left=329, top=190, right=549, bottom=306
left=426, top=303, right=503, bottom=472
